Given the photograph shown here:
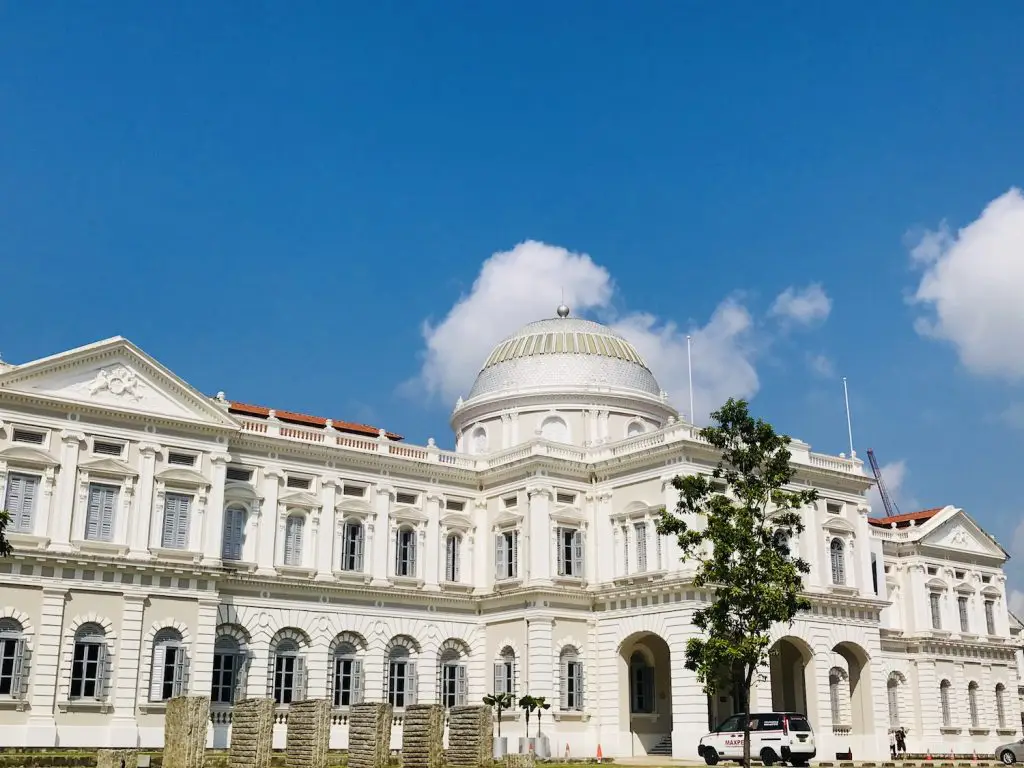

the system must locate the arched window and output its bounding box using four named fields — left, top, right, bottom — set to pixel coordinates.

left=395, top=526, right=417, bottom=577
left=150, top=627, right=188, bottom=702
left=438, top=645, right=467, bottom=708
left=471, top=426, right=488, bottom=455
left=70, top=622, right=107, bottom=701
left=540, top=416, right=568, bottom=443
left=211, top=634, right=247, bottom=705
left=269, top=636, right=306, bottom=705
left=559, top=646, right=584, bottom=711
left=330, top=639, right=364, bottom=708
left=445, top=534, right=461, bottom=583
left=387, top=642, right=417, bottom=708
left=283, top=514, right=305, bottom=567
left=940, top=679, right=952, bottom=726
left=830, top=539, right=846, bottom=585
left=886, top=673, right=901, bottom=728
left=626, top=421, right=645, bottom=438
left=829, top=667, right=846, bottom=724
left=494, top=646, right=516, bottom=697
left=222, top=505, right=246, bottom=561
left=0, top=618, right=28, bottom=699
left=968, top=681, right=980, bottom=727
left=629, top=650, right=654, bottom=714
left=996, top=683, right=1008, bottom=729
left=340, top=520, right=365, bottom=572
